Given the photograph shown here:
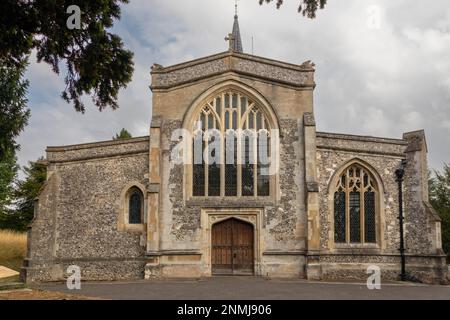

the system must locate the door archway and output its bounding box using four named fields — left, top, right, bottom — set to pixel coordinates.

left=211, top=218, right=254, bottom=275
